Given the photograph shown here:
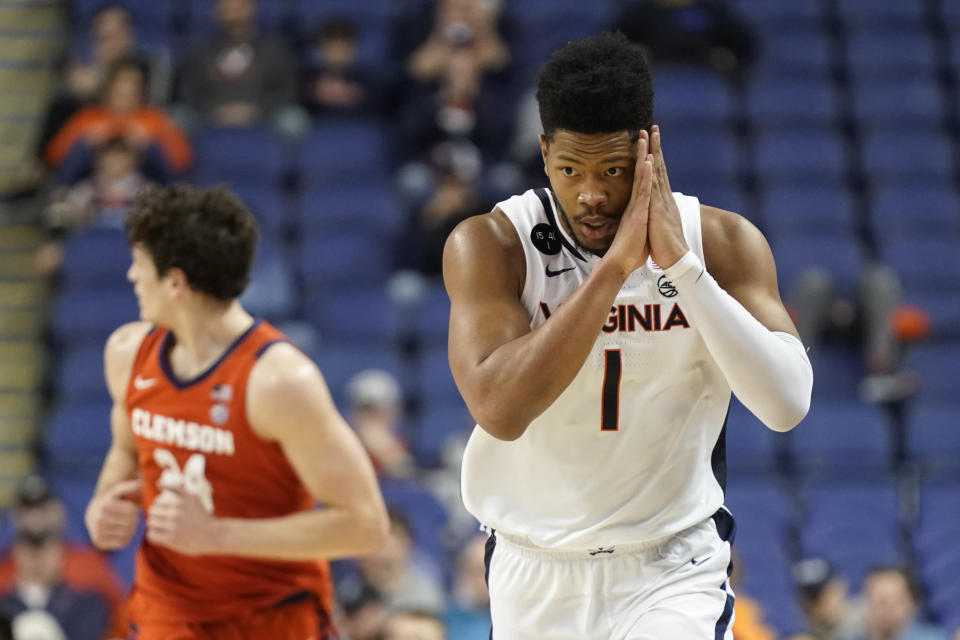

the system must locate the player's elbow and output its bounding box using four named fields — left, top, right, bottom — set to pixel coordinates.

left=354, top=502, right=390, bottom=555
left=472, top=406, right=528, bottom=441
left=762, top=394, right=811, bottom=433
